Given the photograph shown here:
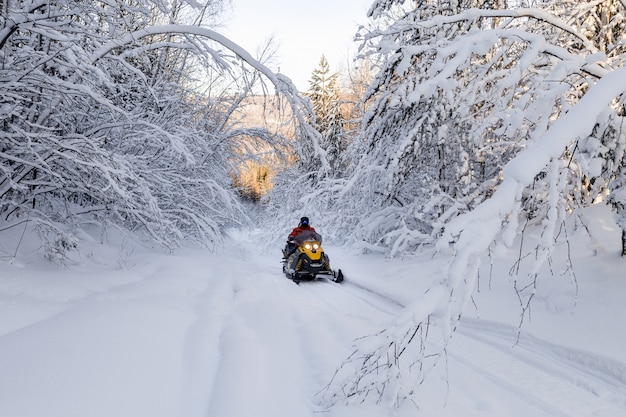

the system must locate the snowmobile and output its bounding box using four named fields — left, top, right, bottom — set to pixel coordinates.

left=282, top=234, right=343, bottom=284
